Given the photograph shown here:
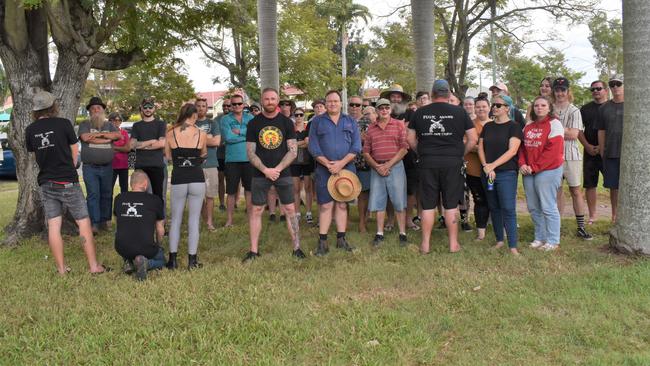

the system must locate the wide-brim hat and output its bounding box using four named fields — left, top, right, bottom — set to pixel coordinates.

left=86, top=96, right=106, bottom=110
left=380, top=84, right=412, bottom=102
left=327, top=170, right=362, bottom=202
left=33, top=90, right=55, bottom=111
